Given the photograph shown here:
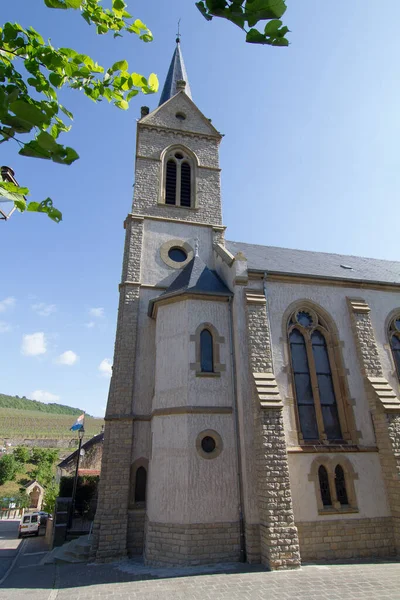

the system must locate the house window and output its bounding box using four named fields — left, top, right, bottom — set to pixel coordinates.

left=162, top=147, right=195, bottom=208
left=190, top=323, right=226, bottom=377
left=318, top=465, right=332, bottom=506
left=388, top=314, right=400, bottom=380
left=200, top=329, right=214, bottom=373
left=287, top=306, right=346, bottom=443
left=134, top=466, right=147, bottom=504
left=334, top=464, right=349, bottom=506
left=309, top=457, right=358, bottom=515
